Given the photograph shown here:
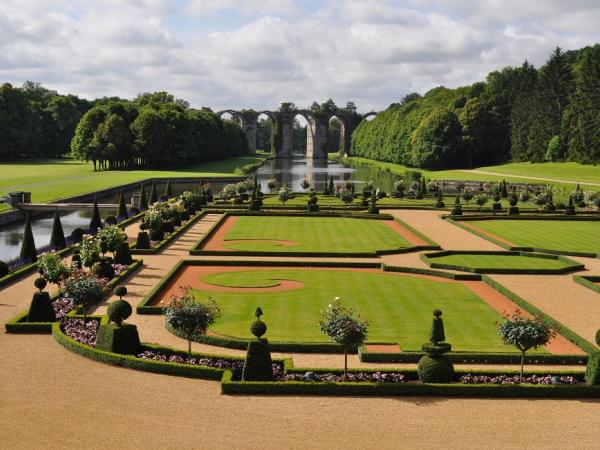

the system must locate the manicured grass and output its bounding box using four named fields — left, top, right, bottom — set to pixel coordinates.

left=344, top=156, right=599, bottom=190
left=427, top=254, right=573, bottom=271
left=194, top=269, right=527, bottom=352
left=467, top=220, right=600, bottom=254
left=222, top=216, right=410, bottom=252
left=0, top=154, right=267, bottom=212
